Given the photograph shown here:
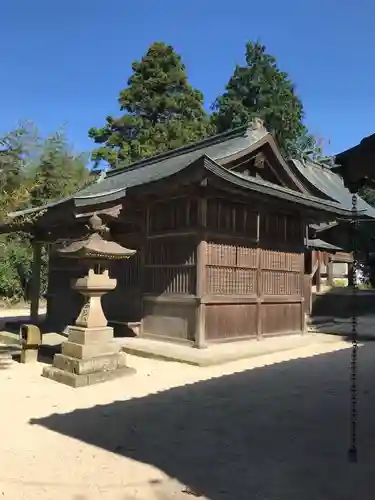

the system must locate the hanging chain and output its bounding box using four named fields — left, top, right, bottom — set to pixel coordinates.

left=348, top=192, right=358, bottom=463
